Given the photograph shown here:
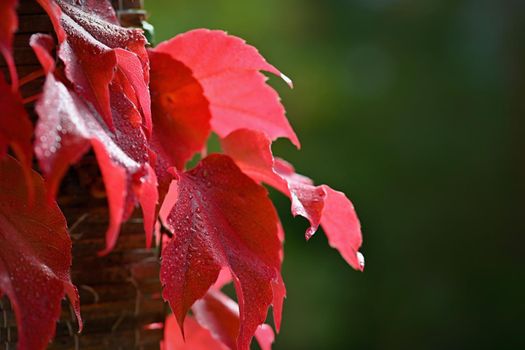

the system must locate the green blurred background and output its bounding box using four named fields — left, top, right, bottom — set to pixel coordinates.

left=146, top=1, right=524, bottom=349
